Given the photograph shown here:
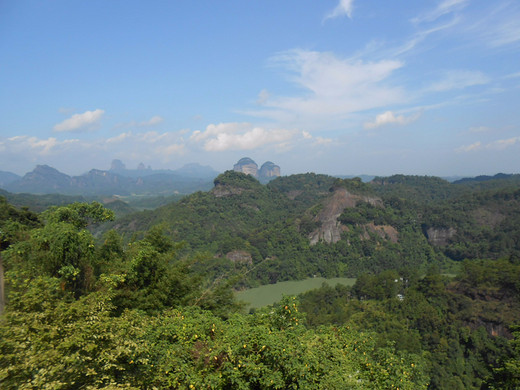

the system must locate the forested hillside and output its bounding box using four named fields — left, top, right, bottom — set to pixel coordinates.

left=1, top=171, right=519, bottom=388
left=106, top=171, right=520, bottom=287
left=0, top=199, right=429, bottom=388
